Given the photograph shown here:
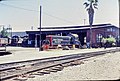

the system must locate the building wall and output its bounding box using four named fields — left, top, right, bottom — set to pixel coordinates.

left=26, top=24, right=119, bottom=47
left=86, top=27, right=119, bottom=47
